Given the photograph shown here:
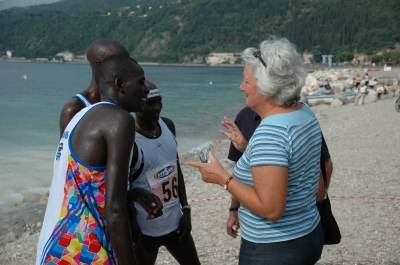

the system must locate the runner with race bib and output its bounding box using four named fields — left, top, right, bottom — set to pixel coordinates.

left=129, top=81, right=200, bottom=265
